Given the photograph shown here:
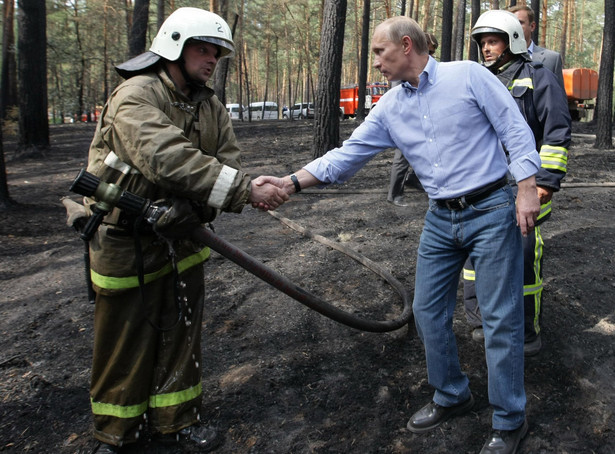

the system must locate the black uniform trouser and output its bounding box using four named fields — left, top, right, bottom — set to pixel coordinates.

left=463, top=225, right=544, bottom=342
left=90, top=264, right=205, bottom=445
left=387, top=149, right=410, bottom=202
